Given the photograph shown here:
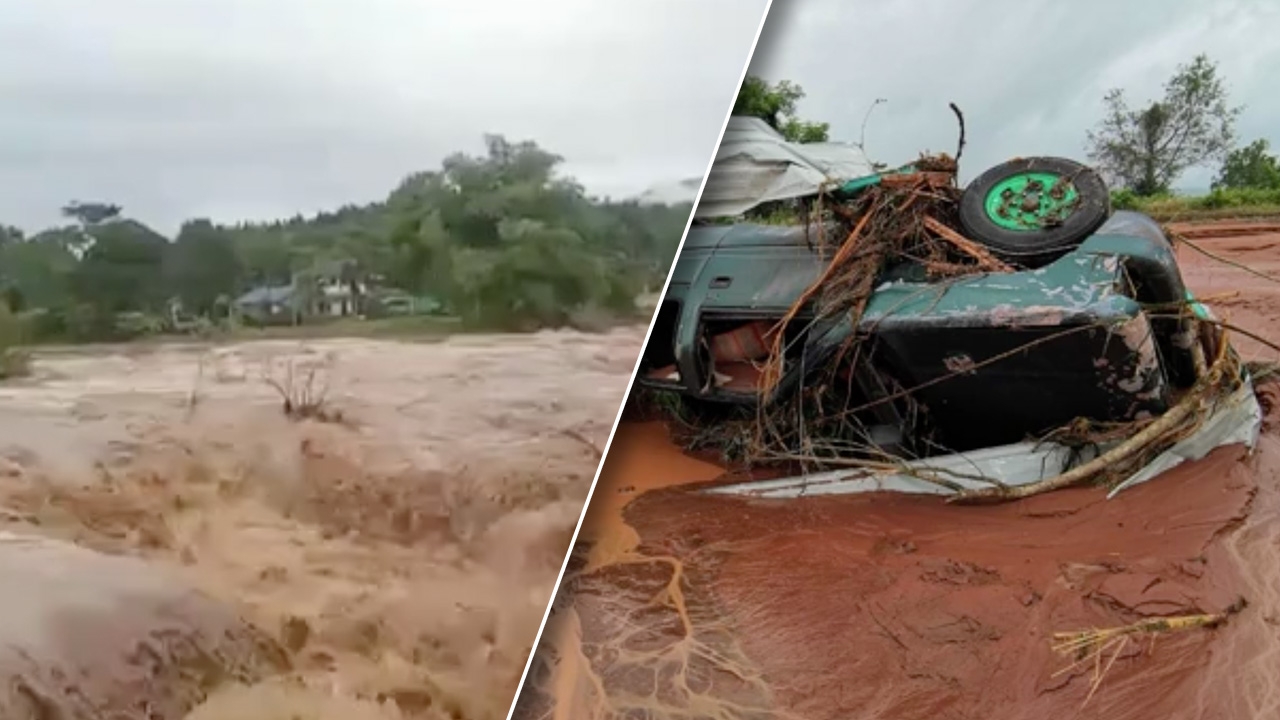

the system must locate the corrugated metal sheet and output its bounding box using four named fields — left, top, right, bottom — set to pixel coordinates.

left=695, top=116, right=877, bottom=219
left=703, top=378, right=1262, bottom=501
left=235, top=284, right=293, bottom=306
